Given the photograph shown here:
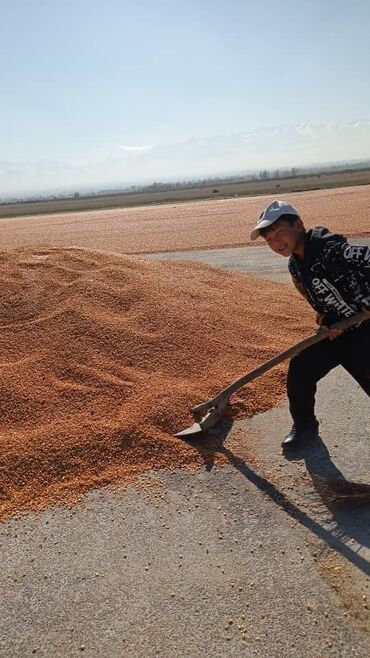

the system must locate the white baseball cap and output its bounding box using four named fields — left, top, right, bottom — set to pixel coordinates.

left=250, top=200, right=300, bottom=241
